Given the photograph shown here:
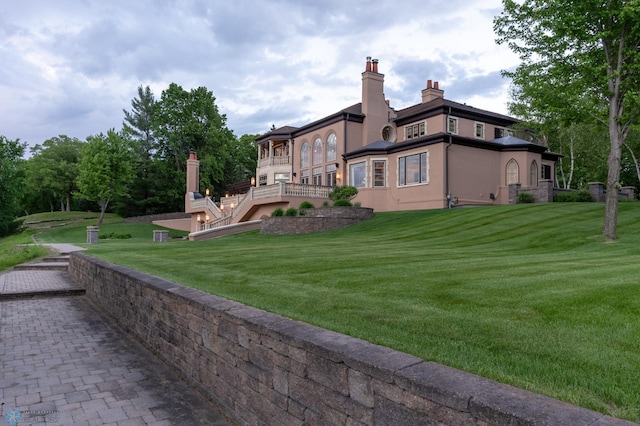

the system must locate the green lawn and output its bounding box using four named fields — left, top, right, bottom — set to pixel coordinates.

left=36, top=203, right=640, bottom=421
